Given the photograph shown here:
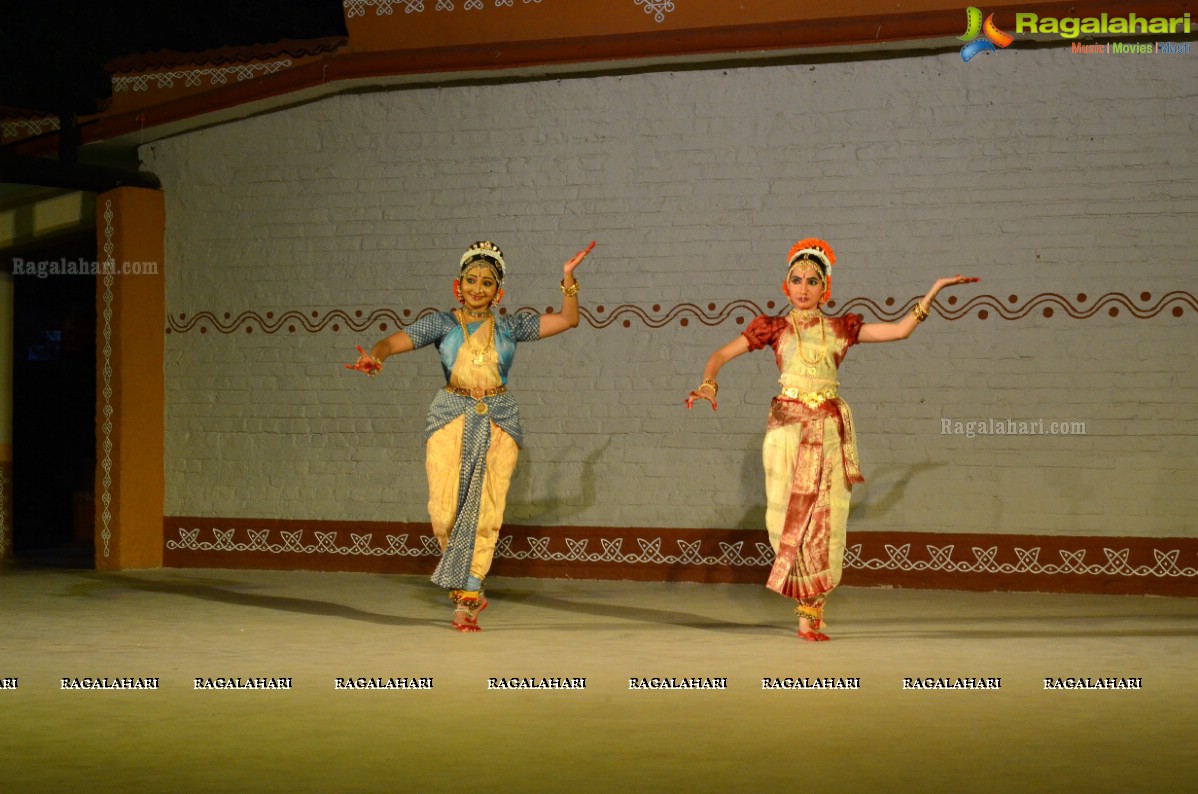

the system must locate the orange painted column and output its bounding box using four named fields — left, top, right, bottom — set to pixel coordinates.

left=93, top=188, right=165, bottom=570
